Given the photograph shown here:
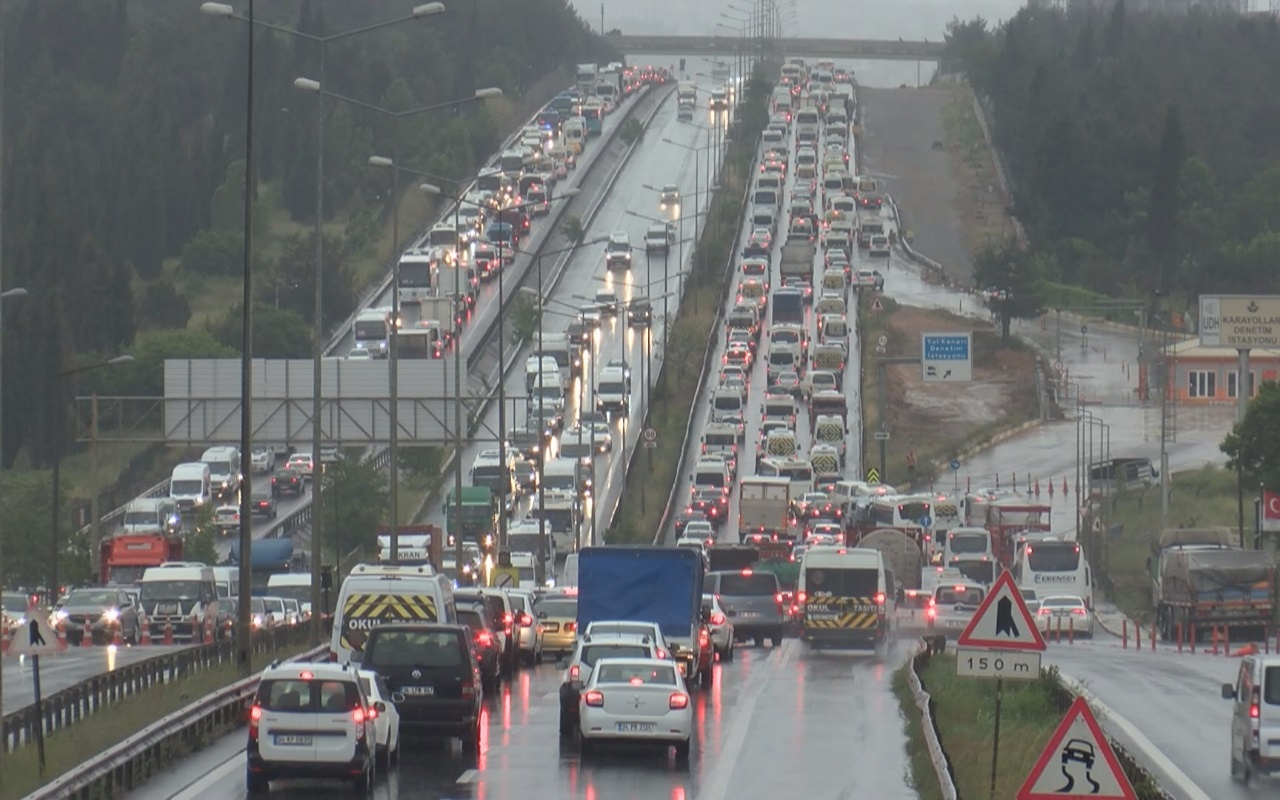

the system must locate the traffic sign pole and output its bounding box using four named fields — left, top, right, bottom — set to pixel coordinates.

left=989, top=678, right=1003, bottom=800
